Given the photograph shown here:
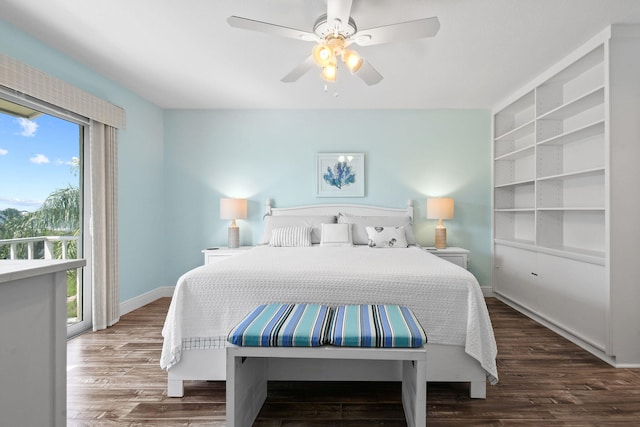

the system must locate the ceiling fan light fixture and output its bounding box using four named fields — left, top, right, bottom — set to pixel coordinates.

left=321, top=62, right=337, bottom=82
left=342, top=49, right=363, bottom=73
left=312, top=43, right=334, bottom=67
